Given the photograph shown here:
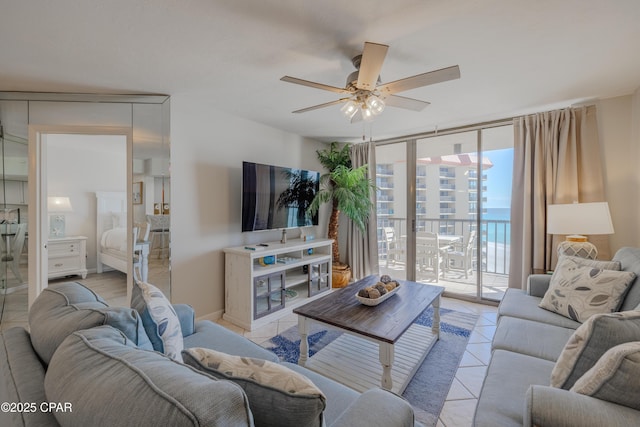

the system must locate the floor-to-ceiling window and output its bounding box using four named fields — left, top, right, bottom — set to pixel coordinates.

left=376, top=123, right=513, bottom=302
